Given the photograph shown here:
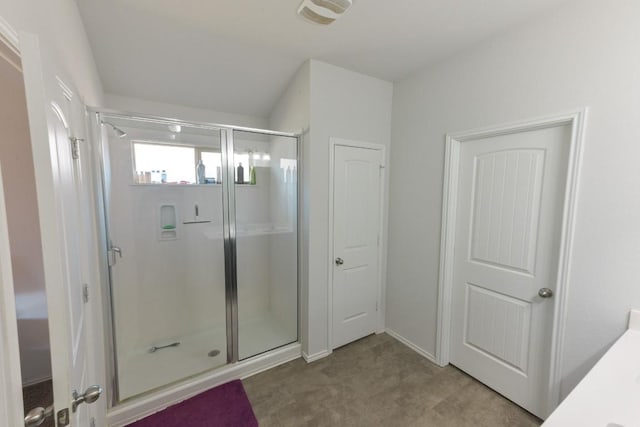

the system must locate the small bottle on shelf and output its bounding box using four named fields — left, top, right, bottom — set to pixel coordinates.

left=161, top=170, right=167, bottom=184
left=237, top=163, right=244, bottom=184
